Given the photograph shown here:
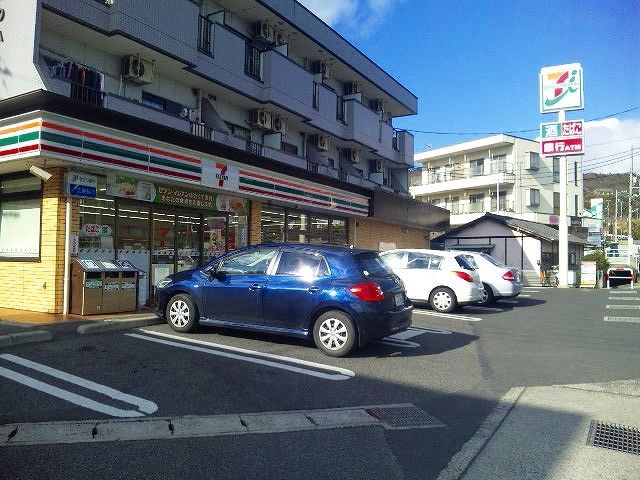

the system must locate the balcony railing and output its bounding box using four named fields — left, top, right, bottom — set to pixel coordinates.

left=411, top=163, right=516, bottom=187
left=245, top=43, right=262, bottom=79
left=247, top=140, right=263, bottom=157
left=468, top=202, right=485, bottom=214
left=198, top=15, right=214, bottom=55
left=338, top=170, right=349, bottom=182
left=307, top=161, right=319, bottom=173
left=190, top=122, right=213, bottom=140
left=491, top=200, right=515, bottom=212
left=70, top=83, right=105, bottom=107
